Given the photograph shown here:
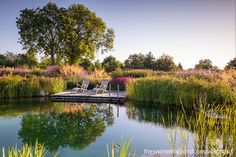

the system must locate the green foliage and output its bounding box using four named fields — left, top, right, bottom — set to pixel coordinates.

left=102, top=55, right=123, bottom=72
left=16, top=3, right=63, bottom=65
left=0, top=54, right=14, bottom=67
left=162, top=105, right=236, bottom=157
left=94, top=60, right=103, bottom=70
left=124, top=53, right=145, bottom=69
left=225, top=58, right=236, bottom=70
left=112, top=69, right=152, bottom=78
left=0, top=51, right=37, bottom=67
left=195, top=59, right=214, bottom=70
left=0, top=76, right=65, bottom=99
left=16, top=3, right=114, bottom=65
left=2, top=141, right=57, bottom=157
left=19, top=104, right=113, bottom=151
left=80, top=58, right=95, bottom=72
left=111, top=69, right=171, bottom=79
left=107, top=140, right=136, bottom=157
left=143, top=52, right=156, bottom=70
left=177, top=62, right=183, bottom=71
left=126, top=77, right=236, bottom=107
left=60, top=4, right=114, bottom=64
left=124, top=53, right=177, bottom=71
left=156, top=54, right=177, bottom=71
